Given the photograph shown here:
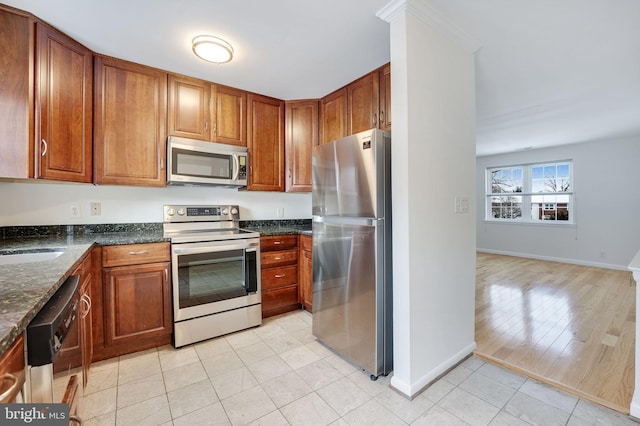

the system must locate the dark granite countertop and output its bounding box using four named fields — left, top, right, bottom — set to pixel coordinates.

left=0, top=220, right=311, bottom=356
left=0, top=224, right=167, bottom=355
left=240, top=219, right=312, bottom=237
